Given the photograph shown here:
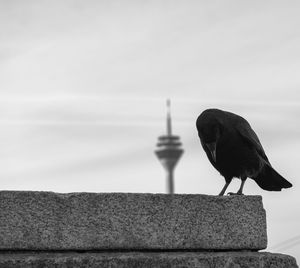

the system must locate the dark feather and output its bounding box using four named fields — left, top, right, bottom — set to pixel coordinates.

left=236, top=121, right=270, bottom=164
left=253, top=164, right=292, bottom=191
